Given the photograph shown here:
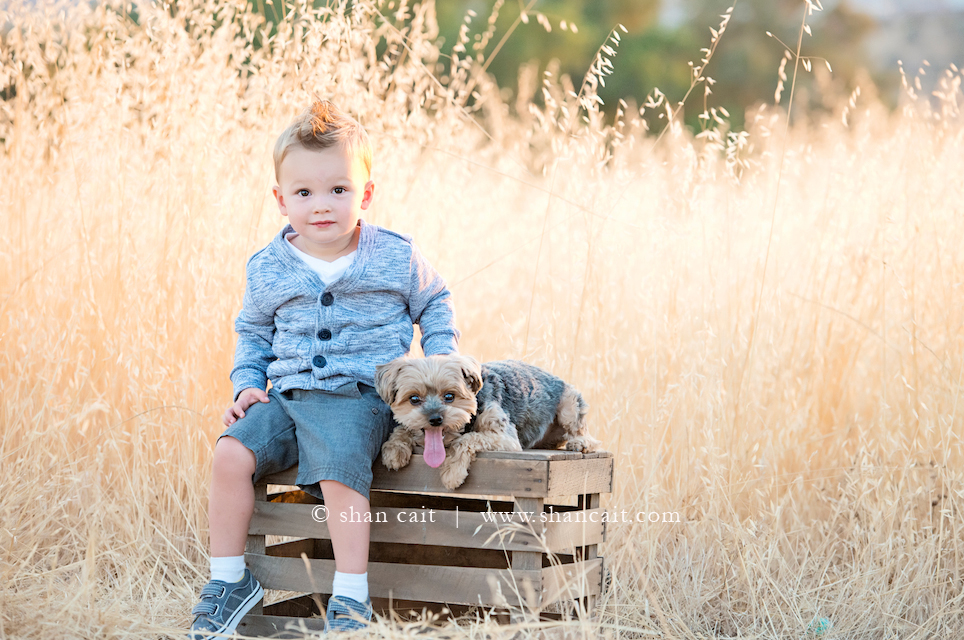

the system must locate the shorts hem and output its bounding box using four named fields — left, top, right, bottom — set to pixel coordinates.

left=297, top=468, right=372, bottom=500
